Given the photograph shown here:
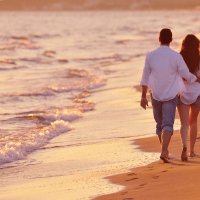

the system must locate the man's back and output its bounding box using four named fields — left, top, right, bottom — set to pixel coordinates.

left=148, top=46, right=179, bottom=73
left=141, top=45, right=195, bottom=101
